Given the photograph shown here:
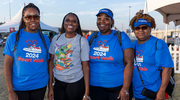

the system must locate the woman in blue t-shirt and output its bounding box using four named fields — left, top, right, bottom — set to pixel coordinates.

left=129, top=10, right=174, bottom=100
left=3, top=3, right=50, bottom=100
left=87, top=8, right=134, bottom=100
